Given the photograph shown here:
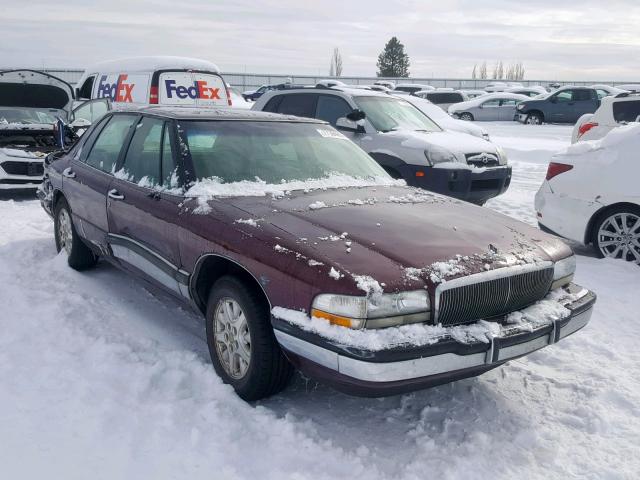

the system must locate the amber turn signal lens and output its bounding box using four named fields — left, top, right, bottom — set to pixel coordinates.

left=311, top=309, right=354, bottom=328
left=415, top=171, right=425, bottom=177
